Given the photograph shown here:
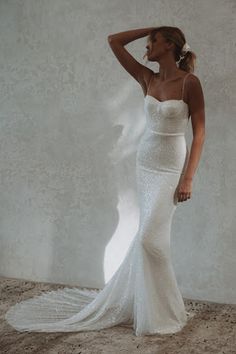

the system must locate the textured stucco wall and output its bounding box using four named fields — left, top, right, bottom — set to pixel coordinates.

left=0, top=0, right=235, bottom=304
